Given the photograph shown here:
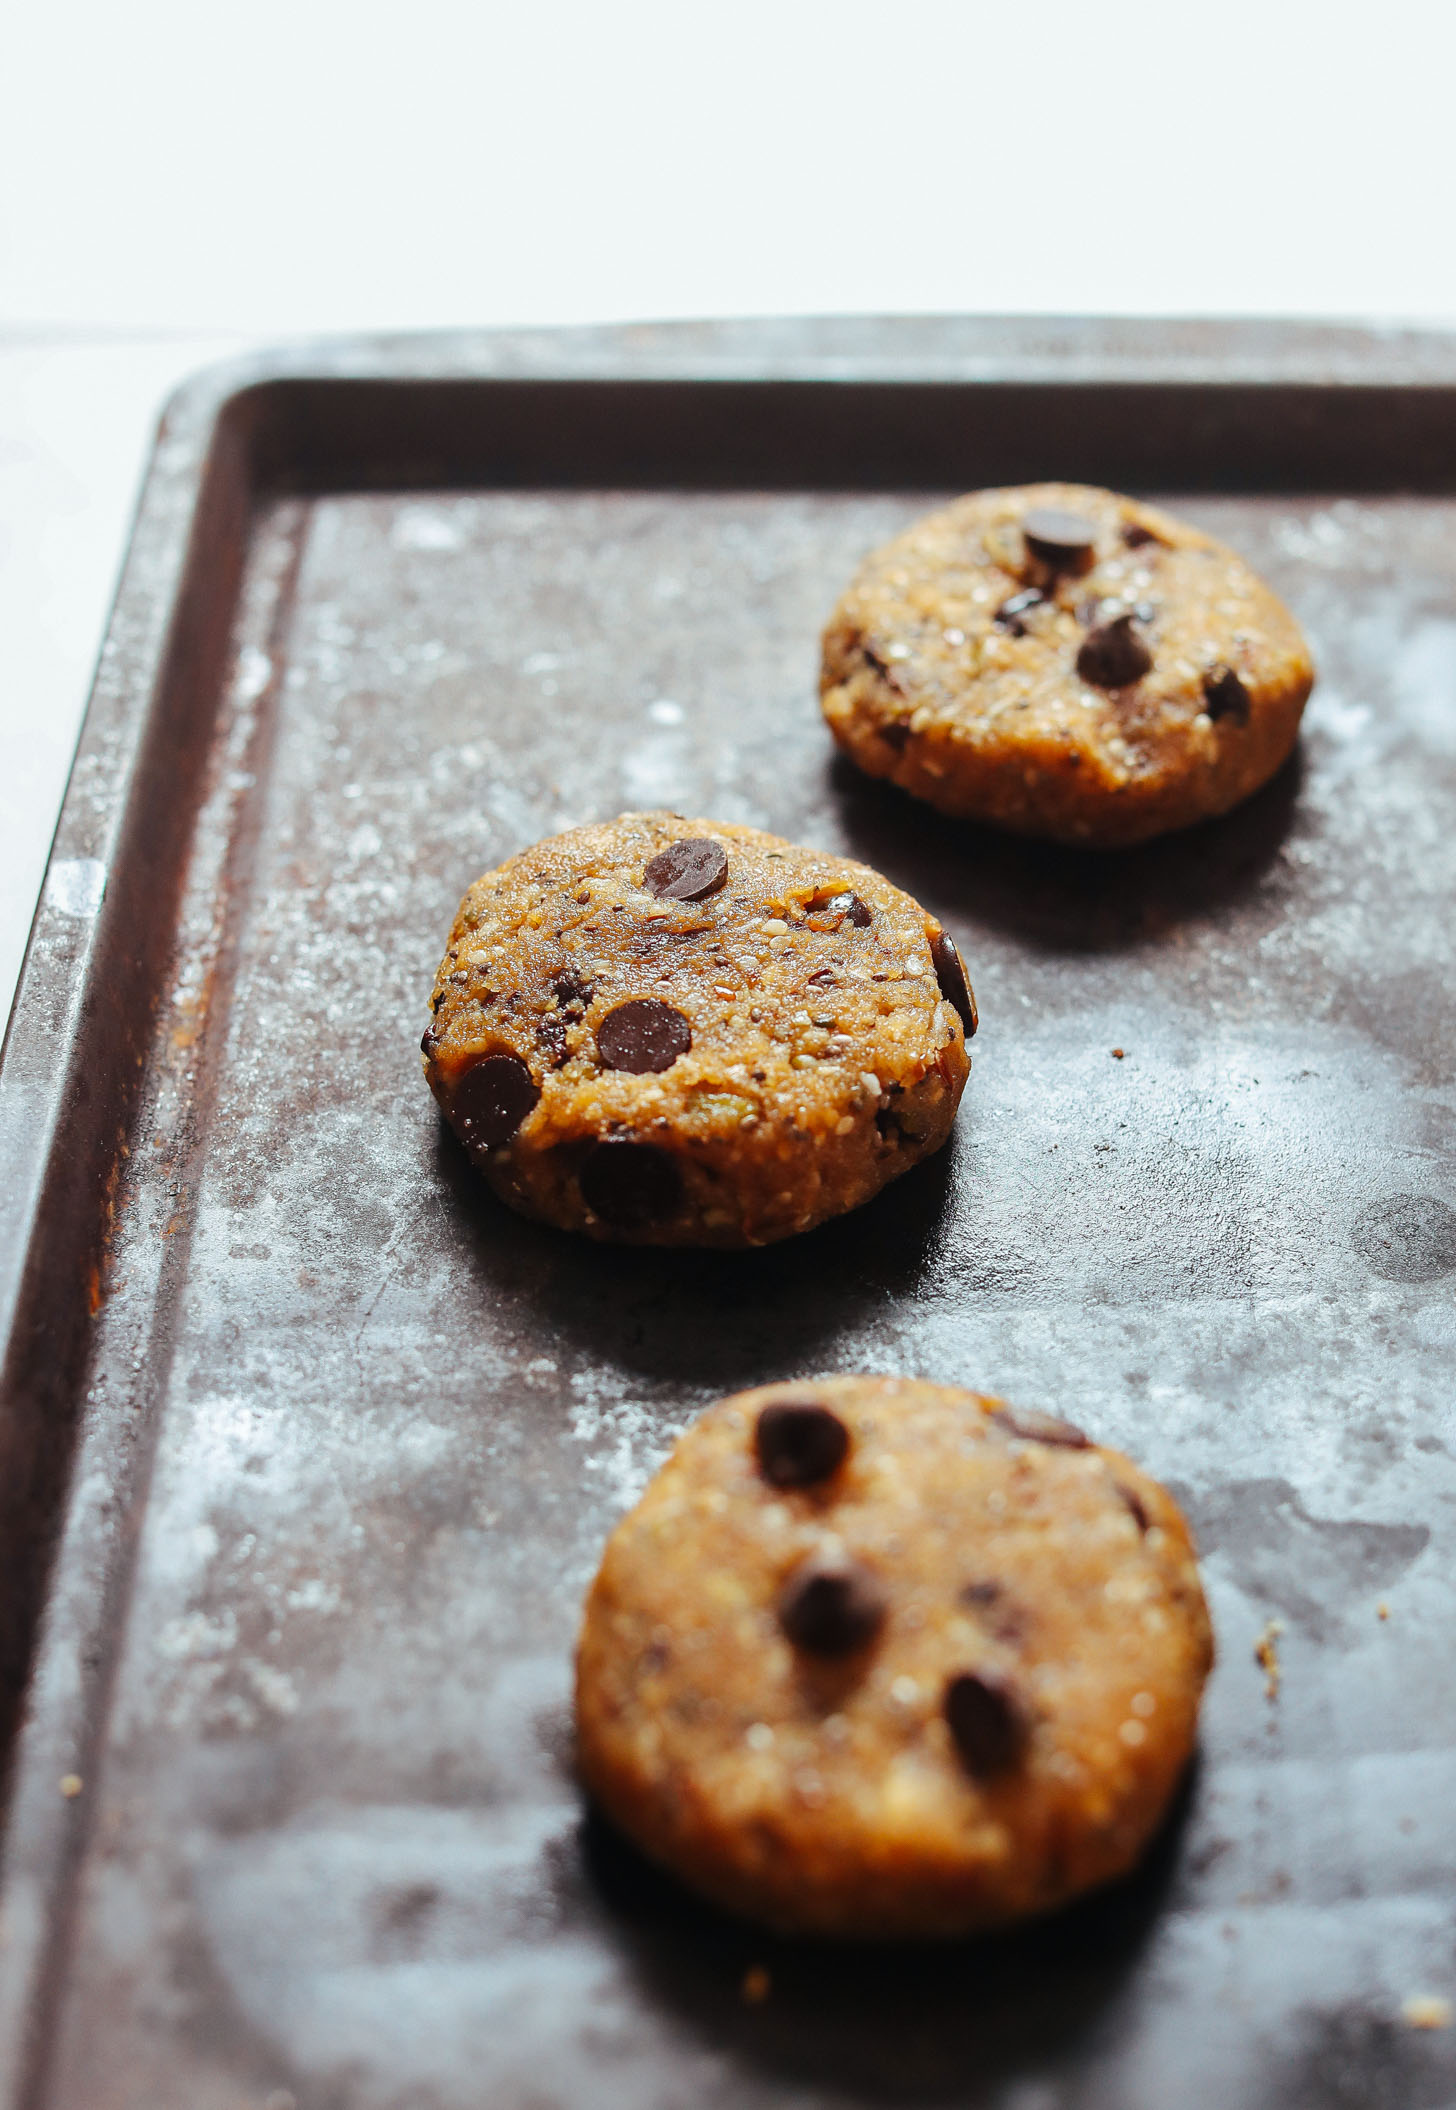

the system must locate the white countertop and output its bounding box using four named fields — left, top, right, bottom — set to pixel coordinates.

left=5, top=0, right=1456, bottom=1027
